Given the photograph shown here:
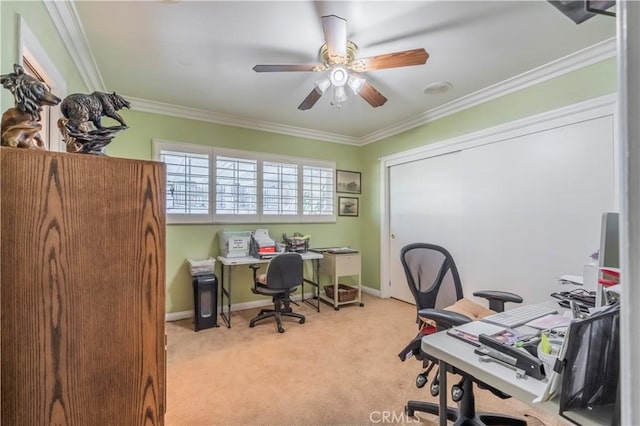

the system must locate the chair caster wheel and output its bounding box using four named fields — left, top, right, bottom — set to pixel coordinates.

left=415, top=373, right=428, bottom=389
left=299, top=318, right=305, bottom=324
left=451, top=384, right=464, bottom=402
left=359, top=303, right=364, bottom=307
left=334, top=307, right=339, bottom=311
left=249, top=323, right=255, bottom=328
left=405, top=406, right=414, bottom=417
left=430, top=381, right=440, bottom=397
left=278, top=327, right=285, bottom=333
